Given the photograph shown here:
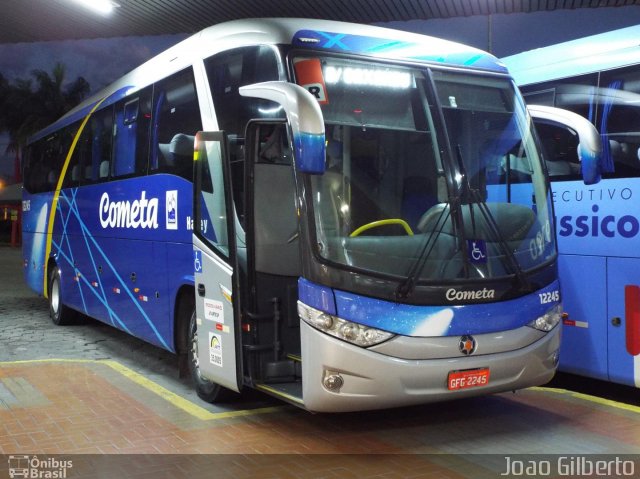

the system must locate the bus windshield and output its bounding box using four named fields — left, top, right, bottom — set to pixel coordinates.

left=296, top=55, right=555, bottom=284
